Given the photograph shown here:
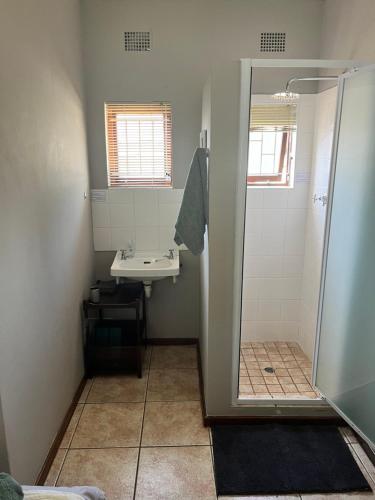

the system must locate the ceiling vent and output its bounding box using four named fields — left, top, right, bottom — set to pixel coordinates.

left=124, top=31, right=151, bottom=52
left=260, top=32, right=286, bottom=52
